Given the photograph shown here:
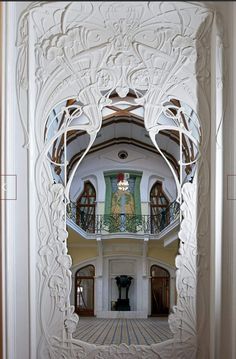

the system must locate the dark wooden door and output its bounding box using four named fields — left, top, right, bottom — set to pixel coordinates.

left=151, top=265, right=170, bottom=316
left=75, top=265, right=95, bottom=316
left=150, top=181, right=169, bottom=233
